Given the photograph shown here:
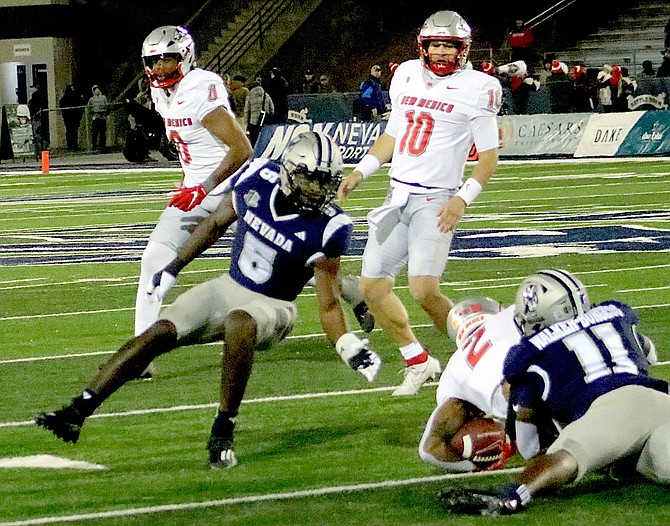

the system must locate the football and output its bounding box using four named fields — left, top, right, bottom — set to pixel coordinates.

left=448, top=417, right=508, bottom=469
